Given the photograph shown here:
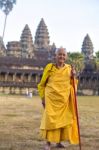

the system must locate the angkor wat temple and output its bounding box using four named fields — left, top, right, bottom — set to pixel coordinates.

left=0, top=18, right=99, bottom=95
left=0, top=18, right=56, bottom=95
left=78, top=34, right=99, bottom=95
